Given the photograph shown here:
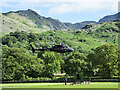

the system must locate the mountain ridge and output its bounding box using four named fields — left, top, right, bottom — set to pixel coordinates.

left=2, top=9, right=119, bottom=31
left=2, top=9, right=97, bottom=30
left=99, top=12, right=120, bottom=23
